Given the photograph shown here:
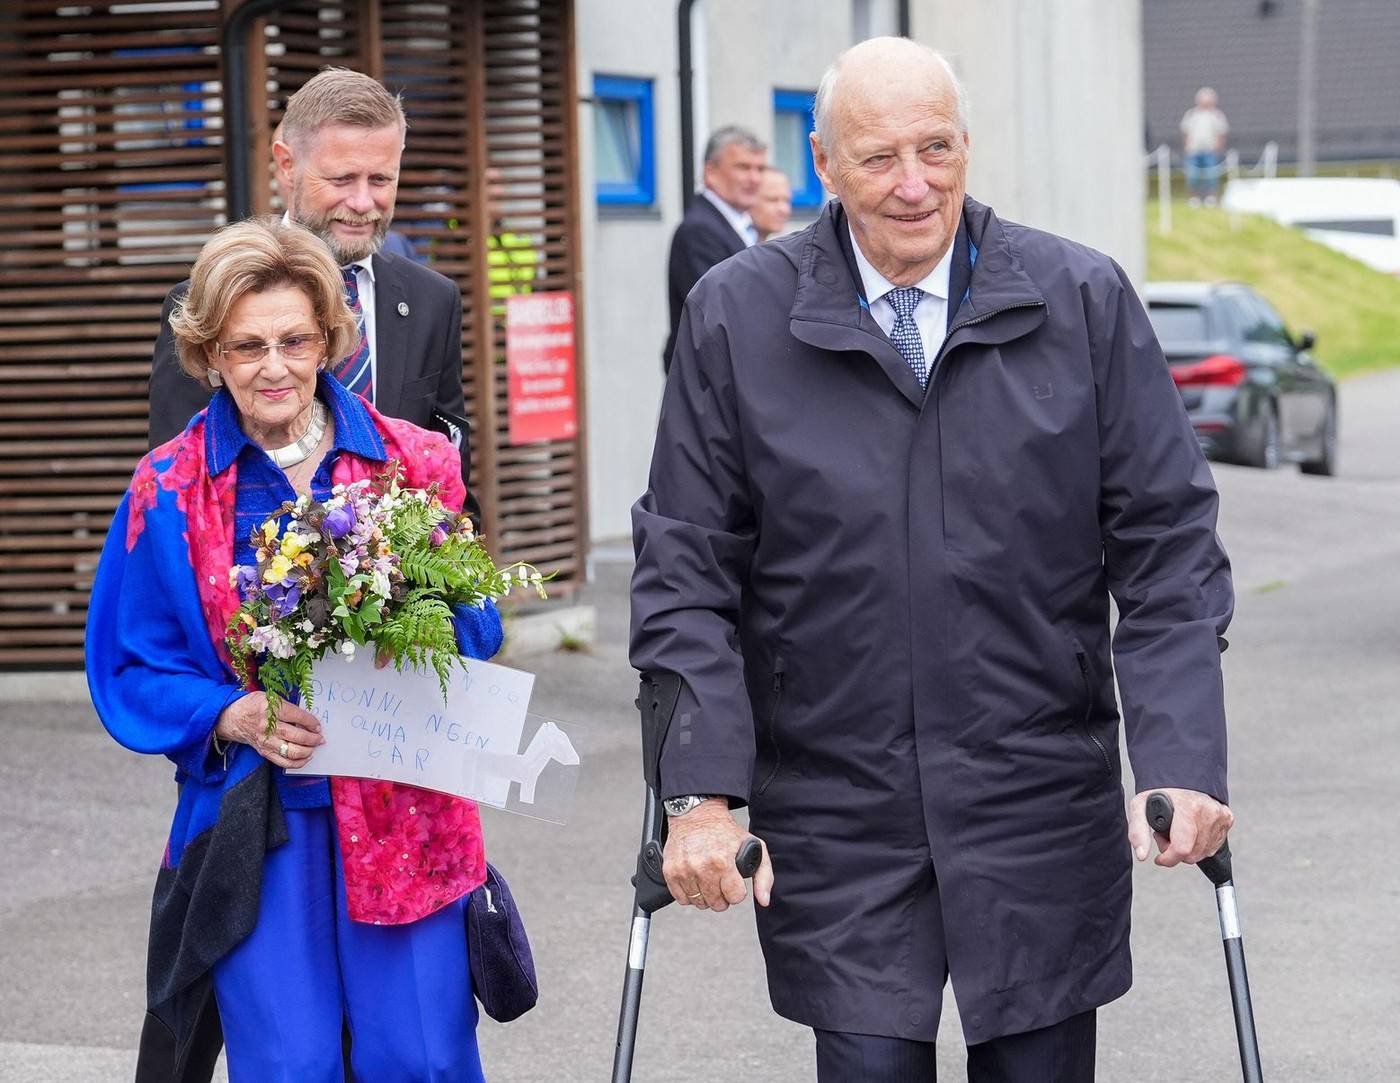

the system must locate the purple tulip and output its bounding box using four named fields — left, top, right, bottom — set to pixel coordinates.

left=322, top=502, right=357, bottom=539
left=429, top=524, right=449, bottom=548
